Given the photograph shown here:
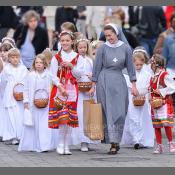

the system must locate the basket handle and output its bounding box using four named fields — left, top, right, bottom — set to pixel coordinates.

left=54, top=95, right=68, bottom=103
left=34, top=89, right=49, bottom=99
left=13, top=83, right=24, bottom=93
left=77, top=74, right=92, bottom=81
